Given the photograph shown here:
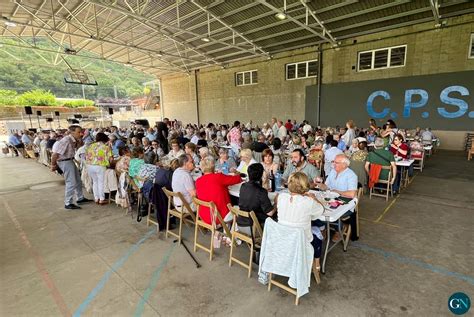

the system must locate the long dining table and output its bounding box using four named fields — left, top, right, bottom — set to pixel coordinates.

left=228, top=183, right=357, bottom=274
